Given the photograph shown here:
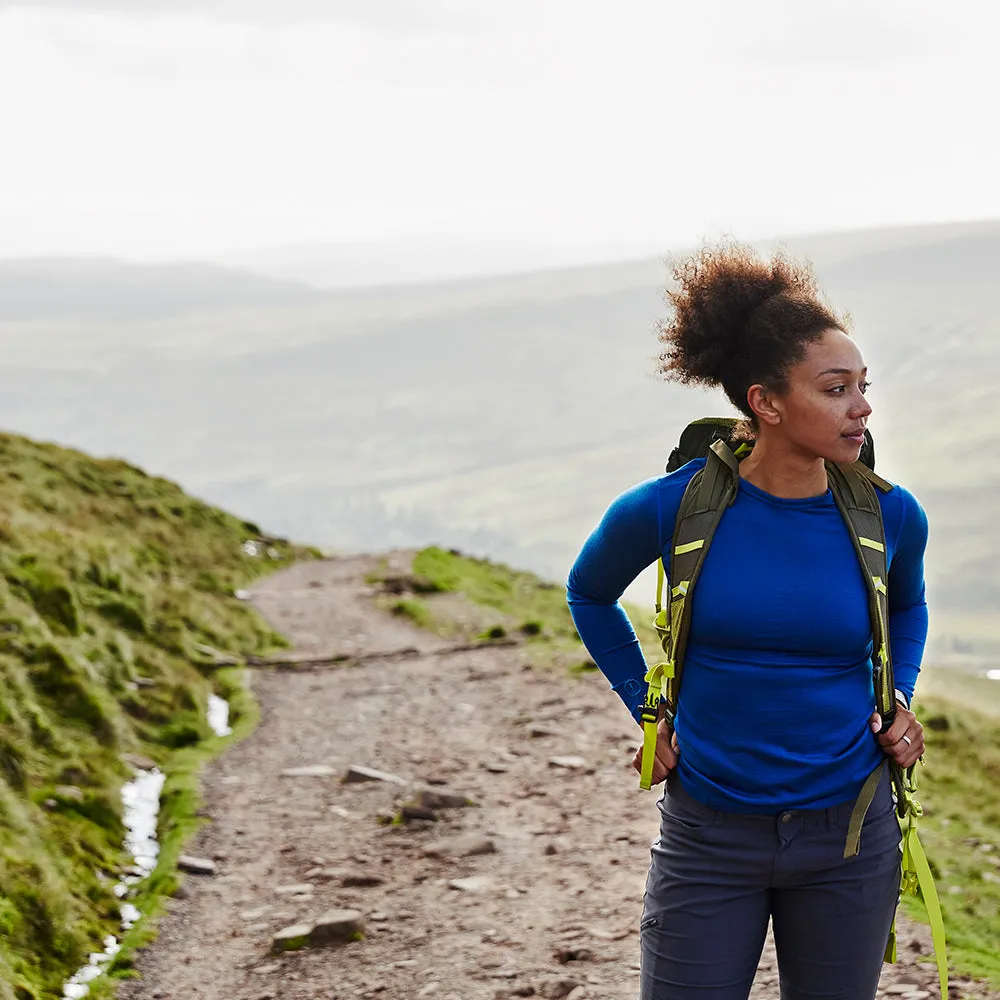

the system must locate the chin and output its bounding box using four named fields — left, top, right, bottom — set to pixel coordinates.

left=833, top=438, right=865, bottom=463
